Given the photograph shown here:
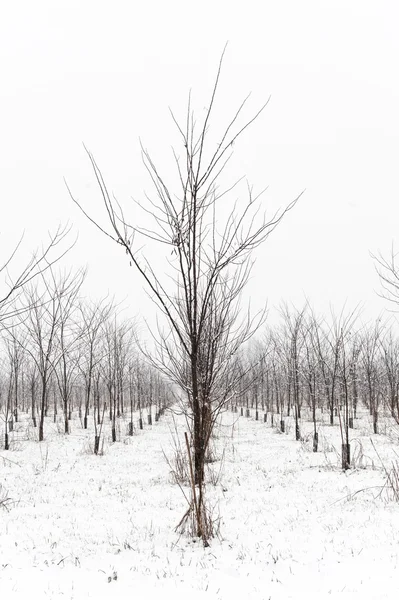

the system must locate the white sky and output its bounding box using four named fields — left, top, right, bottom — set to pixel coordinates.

left=1, top=0, right=399, bottom=328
